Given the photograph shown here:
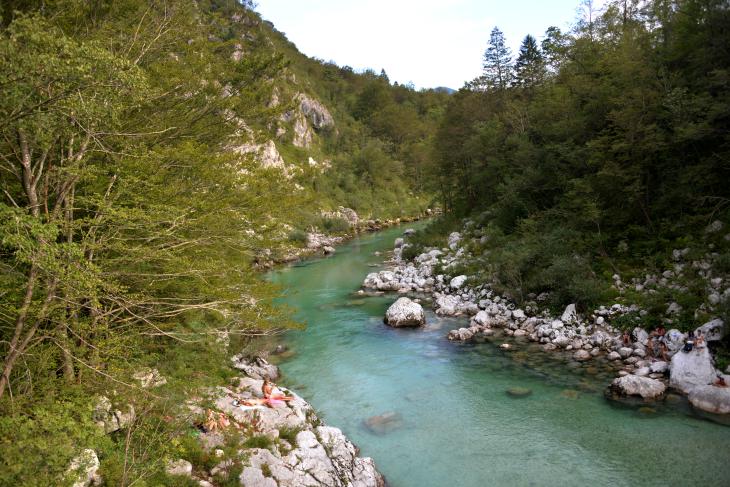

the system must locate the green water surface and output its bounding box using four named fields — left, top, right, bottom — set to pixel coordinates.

left=269, top=225, right=730, bottom=487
